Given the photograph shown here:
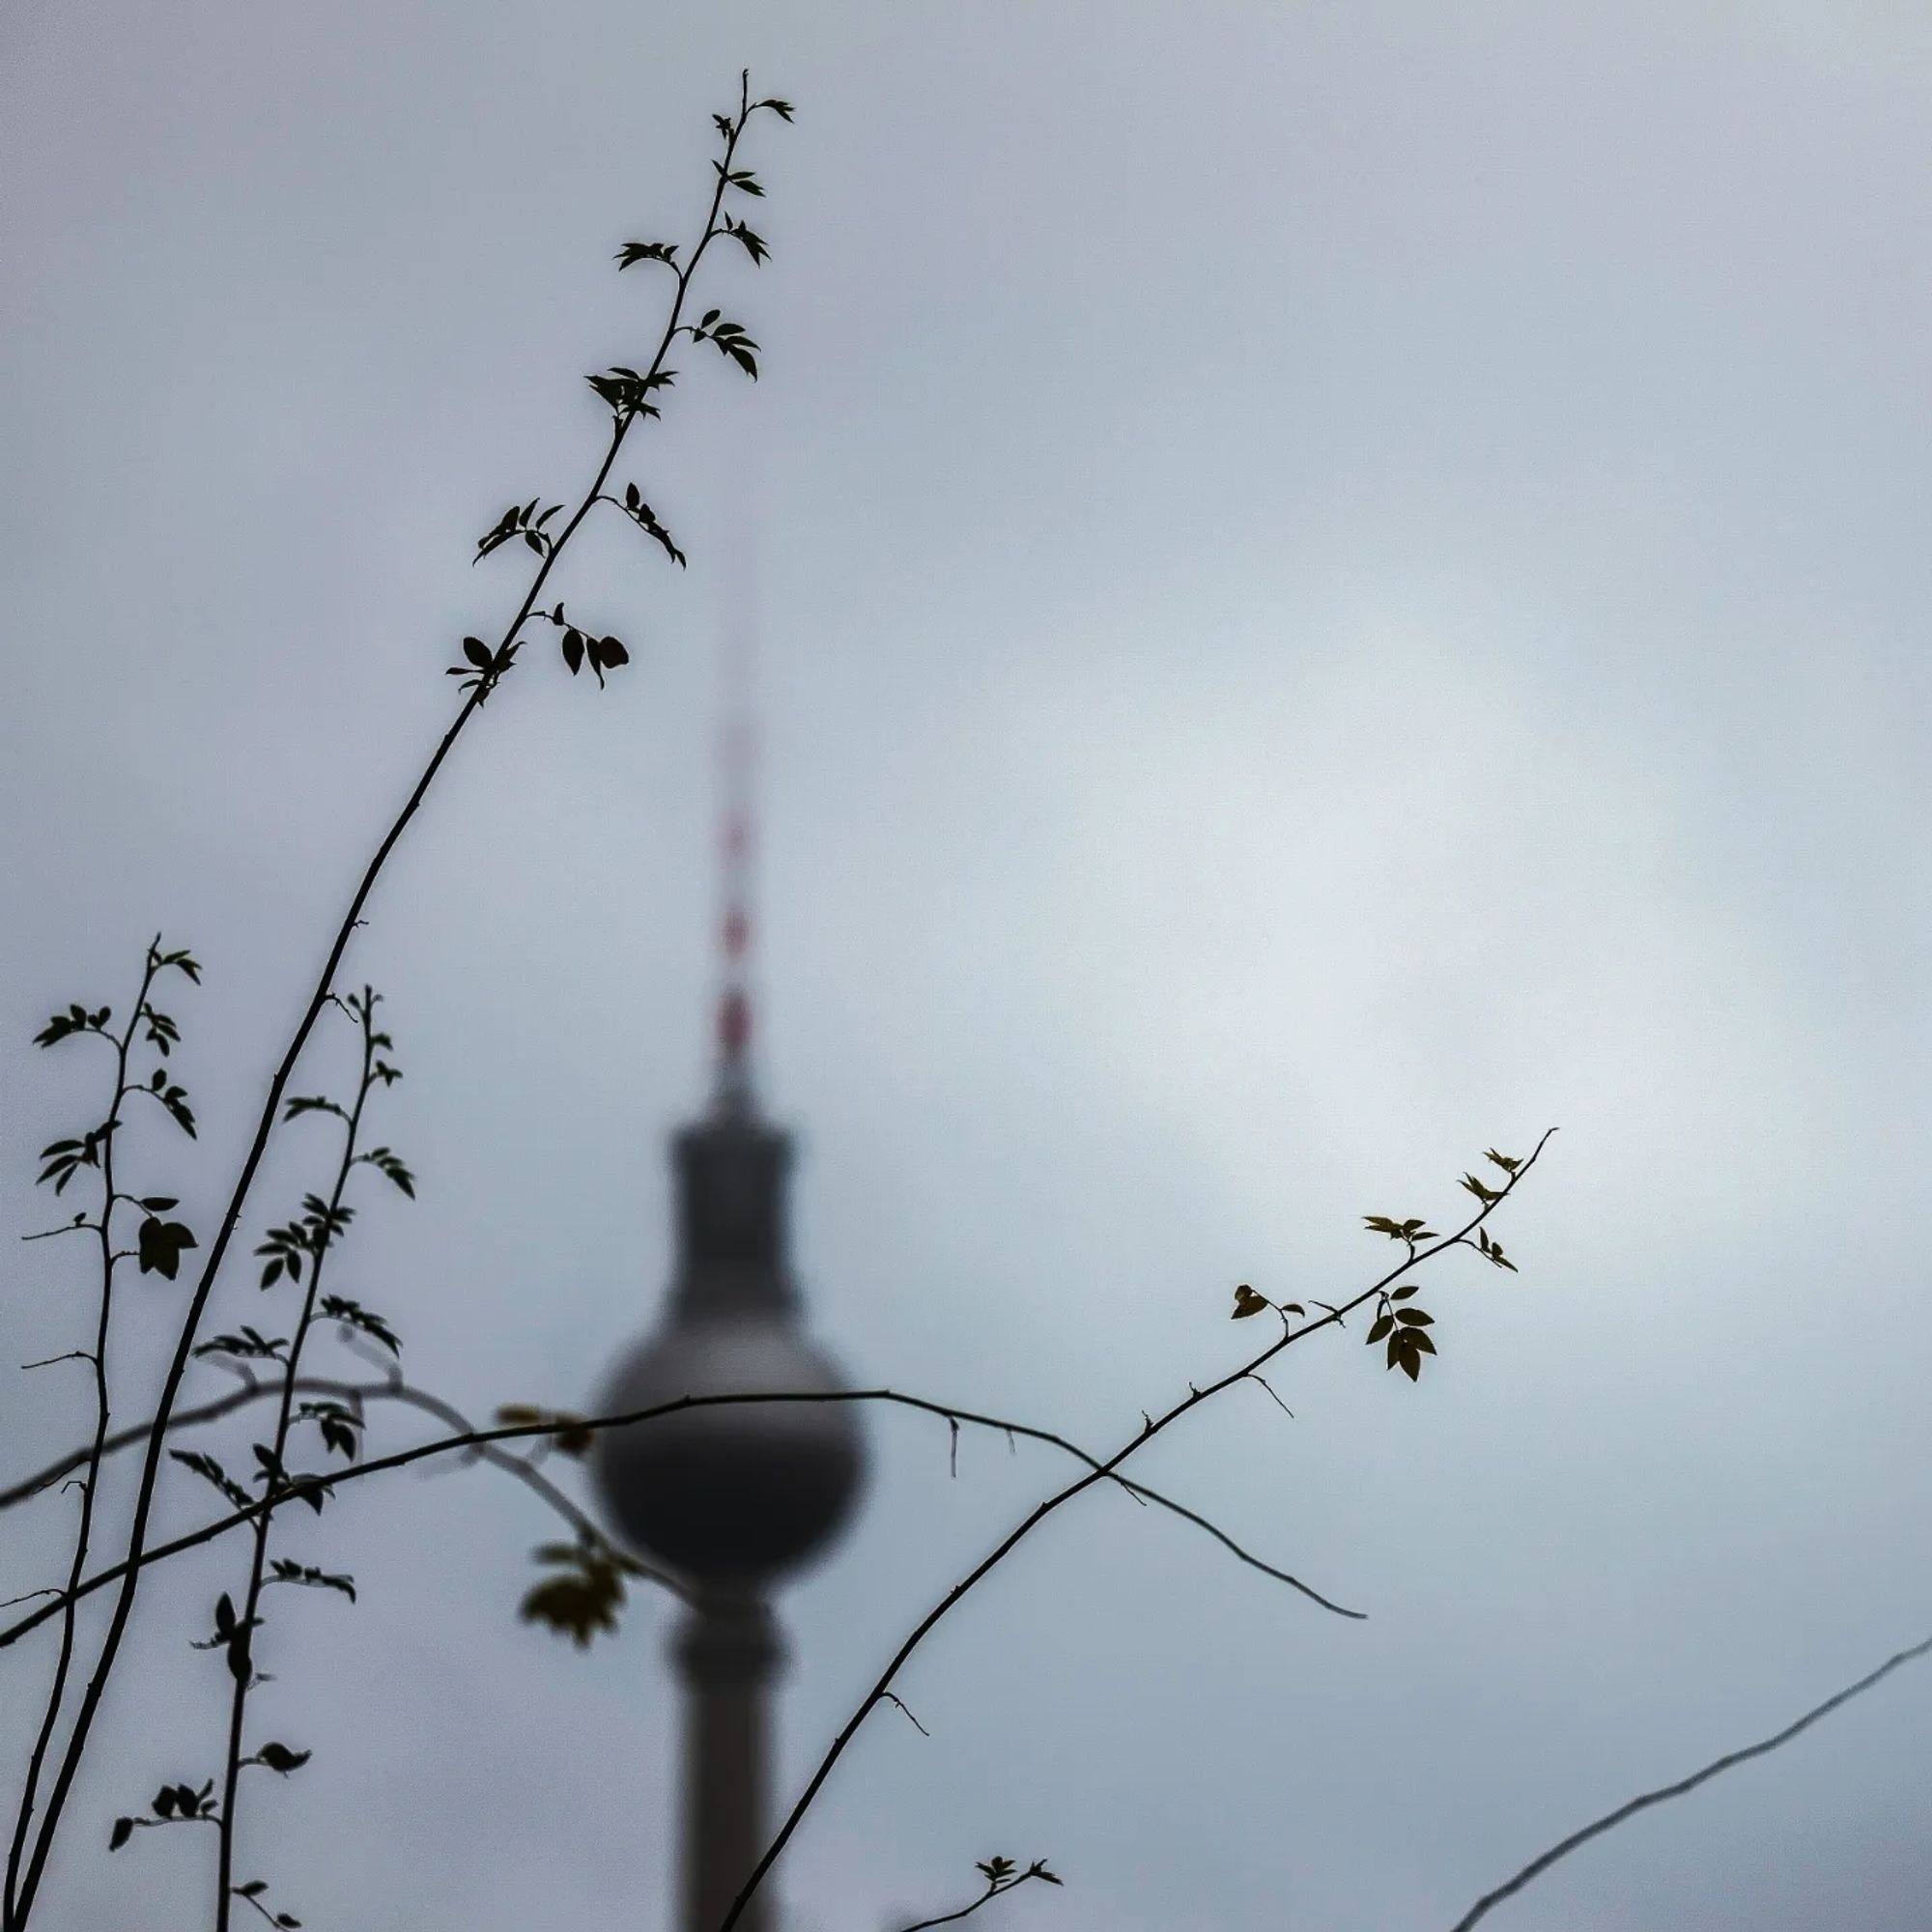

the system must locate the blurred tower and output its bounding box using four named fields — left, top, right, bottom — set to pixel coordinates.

left=590, top=629, right=866, bottom=1932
